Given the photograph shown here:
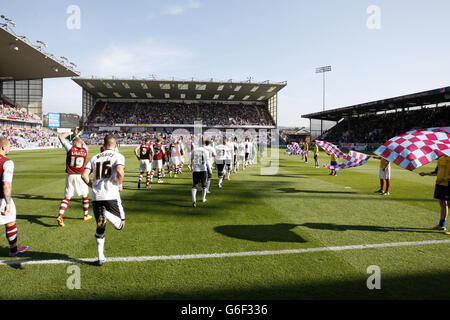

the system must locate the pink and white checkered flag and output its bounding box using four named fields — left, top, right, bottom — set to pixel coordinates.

left=324, top=151, right=370, bottom=171
left=316, top=140, right=346, bottom=159
left=374, top=127, right=450, bottom=171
